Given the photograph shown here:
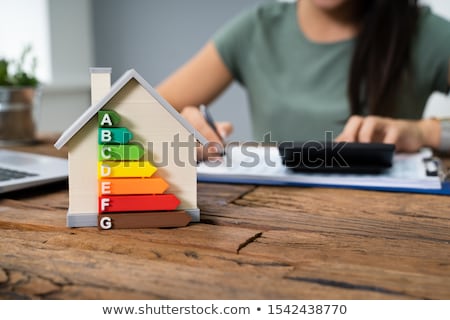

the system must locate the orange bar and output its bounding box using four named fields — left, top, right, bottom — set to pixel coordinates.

left=98, top=178, right=169, bottom=195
